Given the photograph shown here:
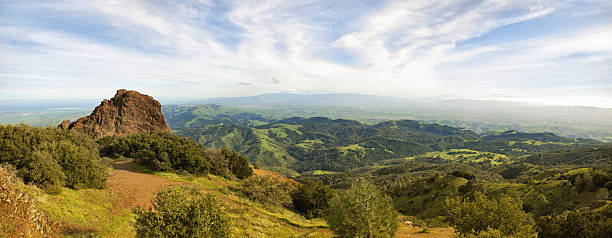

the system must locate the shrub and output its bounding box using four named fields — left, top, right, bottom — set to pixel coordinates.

left=100, top=132, right=253, bottom=179
left=222, top=149, right=252, bottom=179
left=449, top=170, right=476, bottom=180
left=100, top=132, right=210, bottom=175
left=237, top=175, right=295, bottom=208
left=536, top=206, right=612, bottom=238
left=133, top=186, right=230, bottom=238
left=445, top=192, right=535, bottom=237
left=0, top=124, right=108, bottom=189
left=291, top=180, right=332, bottom=218
left=326, top=180, right=398, bottom=238
left=18, top=150, right=66, bottom=189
